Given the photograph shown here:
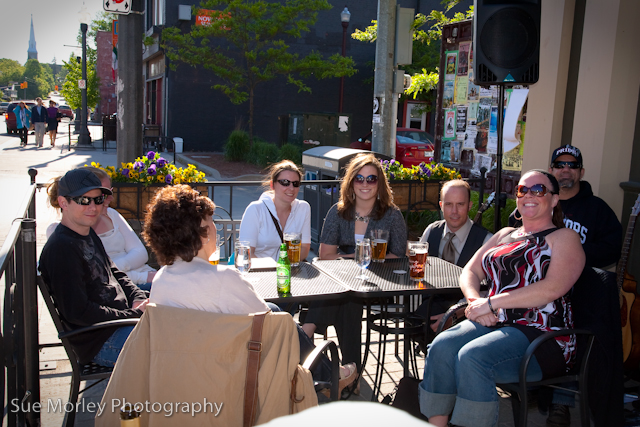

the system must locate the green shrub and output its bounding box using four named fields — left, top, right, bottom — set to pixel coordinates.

left=278, top=143, right=302, bottom=165
left=224, top=130, right=250, bottom=162
left=249, top=141, right=279, bottom=168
